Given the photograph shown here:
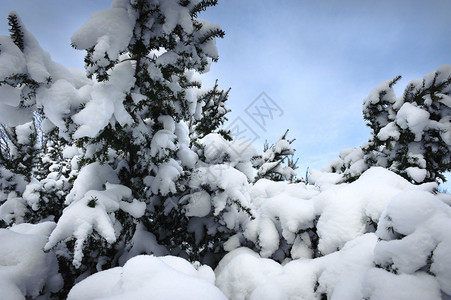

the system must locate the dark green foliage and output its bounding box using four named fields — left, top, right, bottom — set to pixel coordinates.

left=0, top=117, right=42, bottom=219
left=191, top=0, right=218, bottom=17
left=0, top=122, right=38, bottom=180
left=8, top=12, right=24, bottom=51
left=87, top=197, right=97, bottom=208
